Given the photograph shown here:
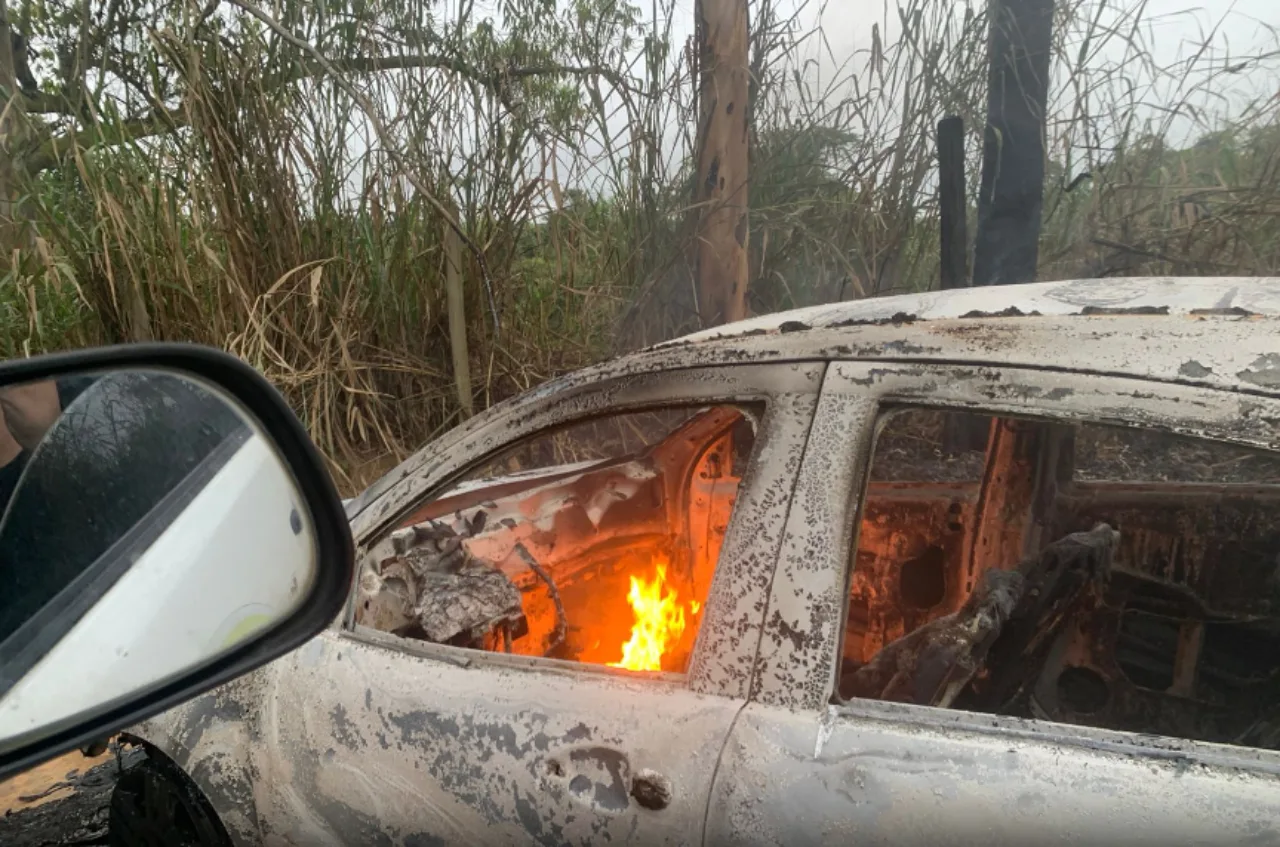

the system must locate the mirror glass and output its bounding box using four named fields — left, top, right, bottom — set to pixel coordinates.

left=0, top=369, right=318, bottom=749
